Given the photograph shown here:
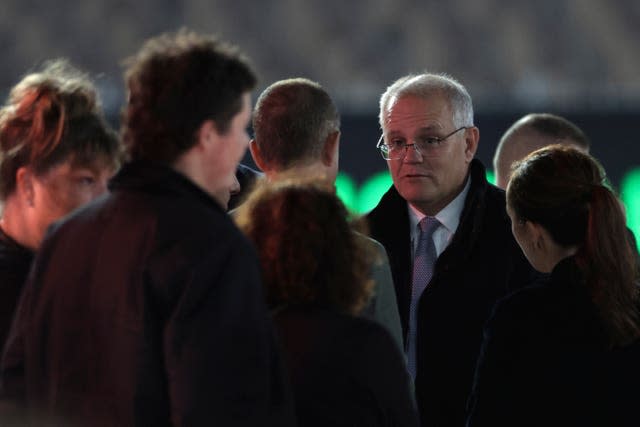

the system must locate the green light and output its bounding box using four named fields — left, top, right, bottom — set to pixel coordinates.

left=335, top=172, right=357, bottom=212
left=620, top=167, right=640, bottom=250
left=486, top=169, right=495, bottom=186
left=335, top=166, right=640, bottom=227
left=357, top=170, right=393, bottom=214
